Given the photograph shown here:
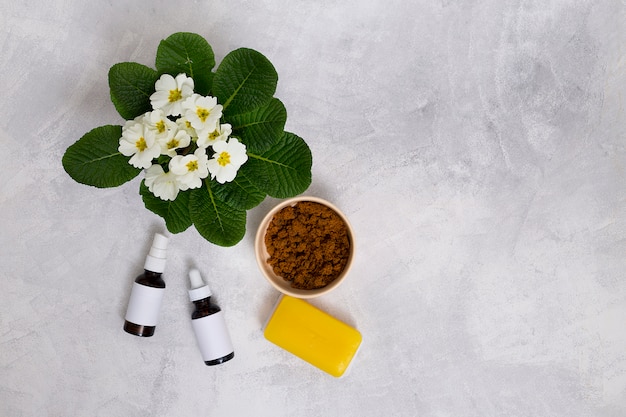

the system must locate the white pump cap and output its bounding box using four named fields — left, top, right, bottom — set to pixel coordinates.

left=144, top=233, right=169, bottom=273
left=188, top=269, right=212, bottom=301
